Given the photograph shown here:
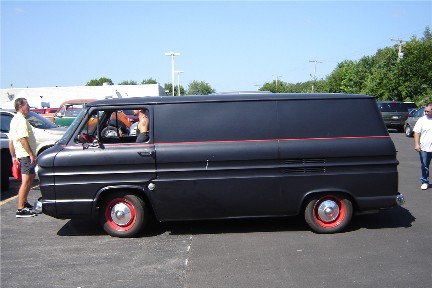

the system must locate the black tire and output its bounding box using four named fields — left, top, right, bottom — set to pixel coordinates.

left=405, top=125, right=413, bottom=137
left=1, top=149, right=11, bottom=191
left=1, top=166, right=10, bottom=191
left=99, top=192, right=148, bottom=237
left=304, top=194, right=353, bottom=234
